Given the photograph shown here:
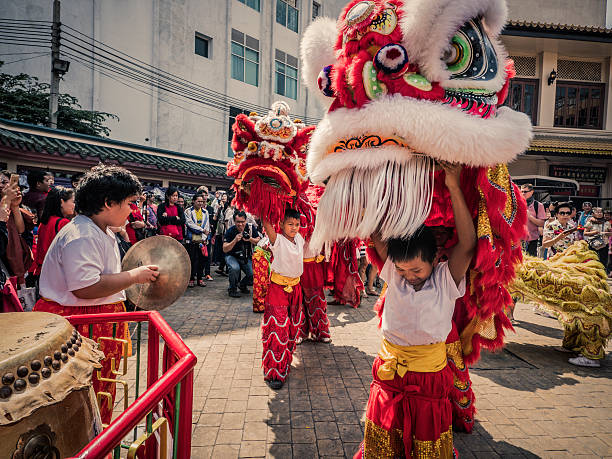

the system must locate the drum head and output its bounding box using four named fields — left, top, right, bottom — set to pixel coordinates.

left=121, top=235, right=190, bottom=310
